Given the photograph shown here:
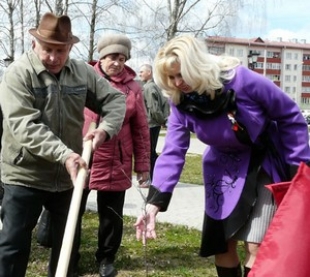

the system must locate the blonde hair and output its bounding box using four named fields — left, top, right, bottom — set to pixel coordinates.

left=154, top=35, right=240, bottom=104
